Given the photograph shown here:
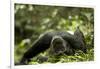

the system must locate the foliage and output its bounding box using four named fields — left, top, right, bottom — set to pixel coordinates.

left=14, top=4, right=94, bottom=64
